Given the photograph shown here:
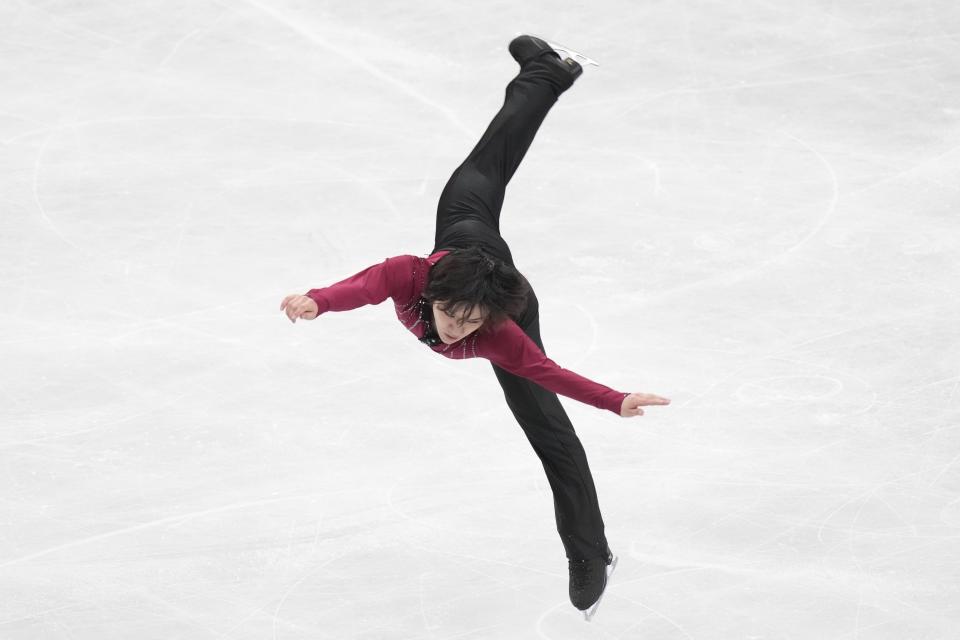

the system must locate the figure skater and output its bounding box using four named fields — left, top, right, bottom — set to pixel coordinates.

left=280, top=34, right=670, bottom=620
